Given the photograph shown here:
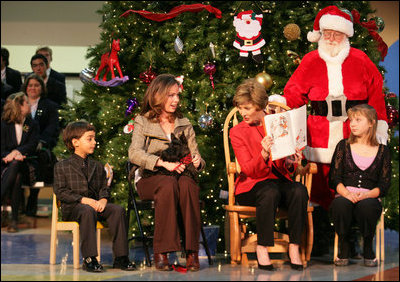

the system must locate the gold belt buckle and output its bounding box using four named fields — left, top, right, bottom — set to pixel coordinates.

left=244, top=40, right=253, bottom=46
